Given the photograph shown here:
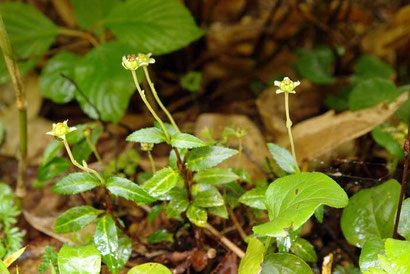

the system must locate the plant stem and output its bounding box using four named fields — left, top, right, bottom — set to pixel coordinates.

left=147, top=150, right=156, bottom=173
left=227, top=206, right=247, bottom=241
left=85, top=132, right=103, bottom=165
left=0, top=14, right=27, bottom=201
left=58, top=27, right=99, bottom=47
left=143, top=66, right=180, bottom=133
left=131, top=70, right=170, bottom=141
left=284, top=93, right=300, bottom=172
left=264, top=236, right=272, bottom=253
left=205, top=223, right=245, bottom=258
